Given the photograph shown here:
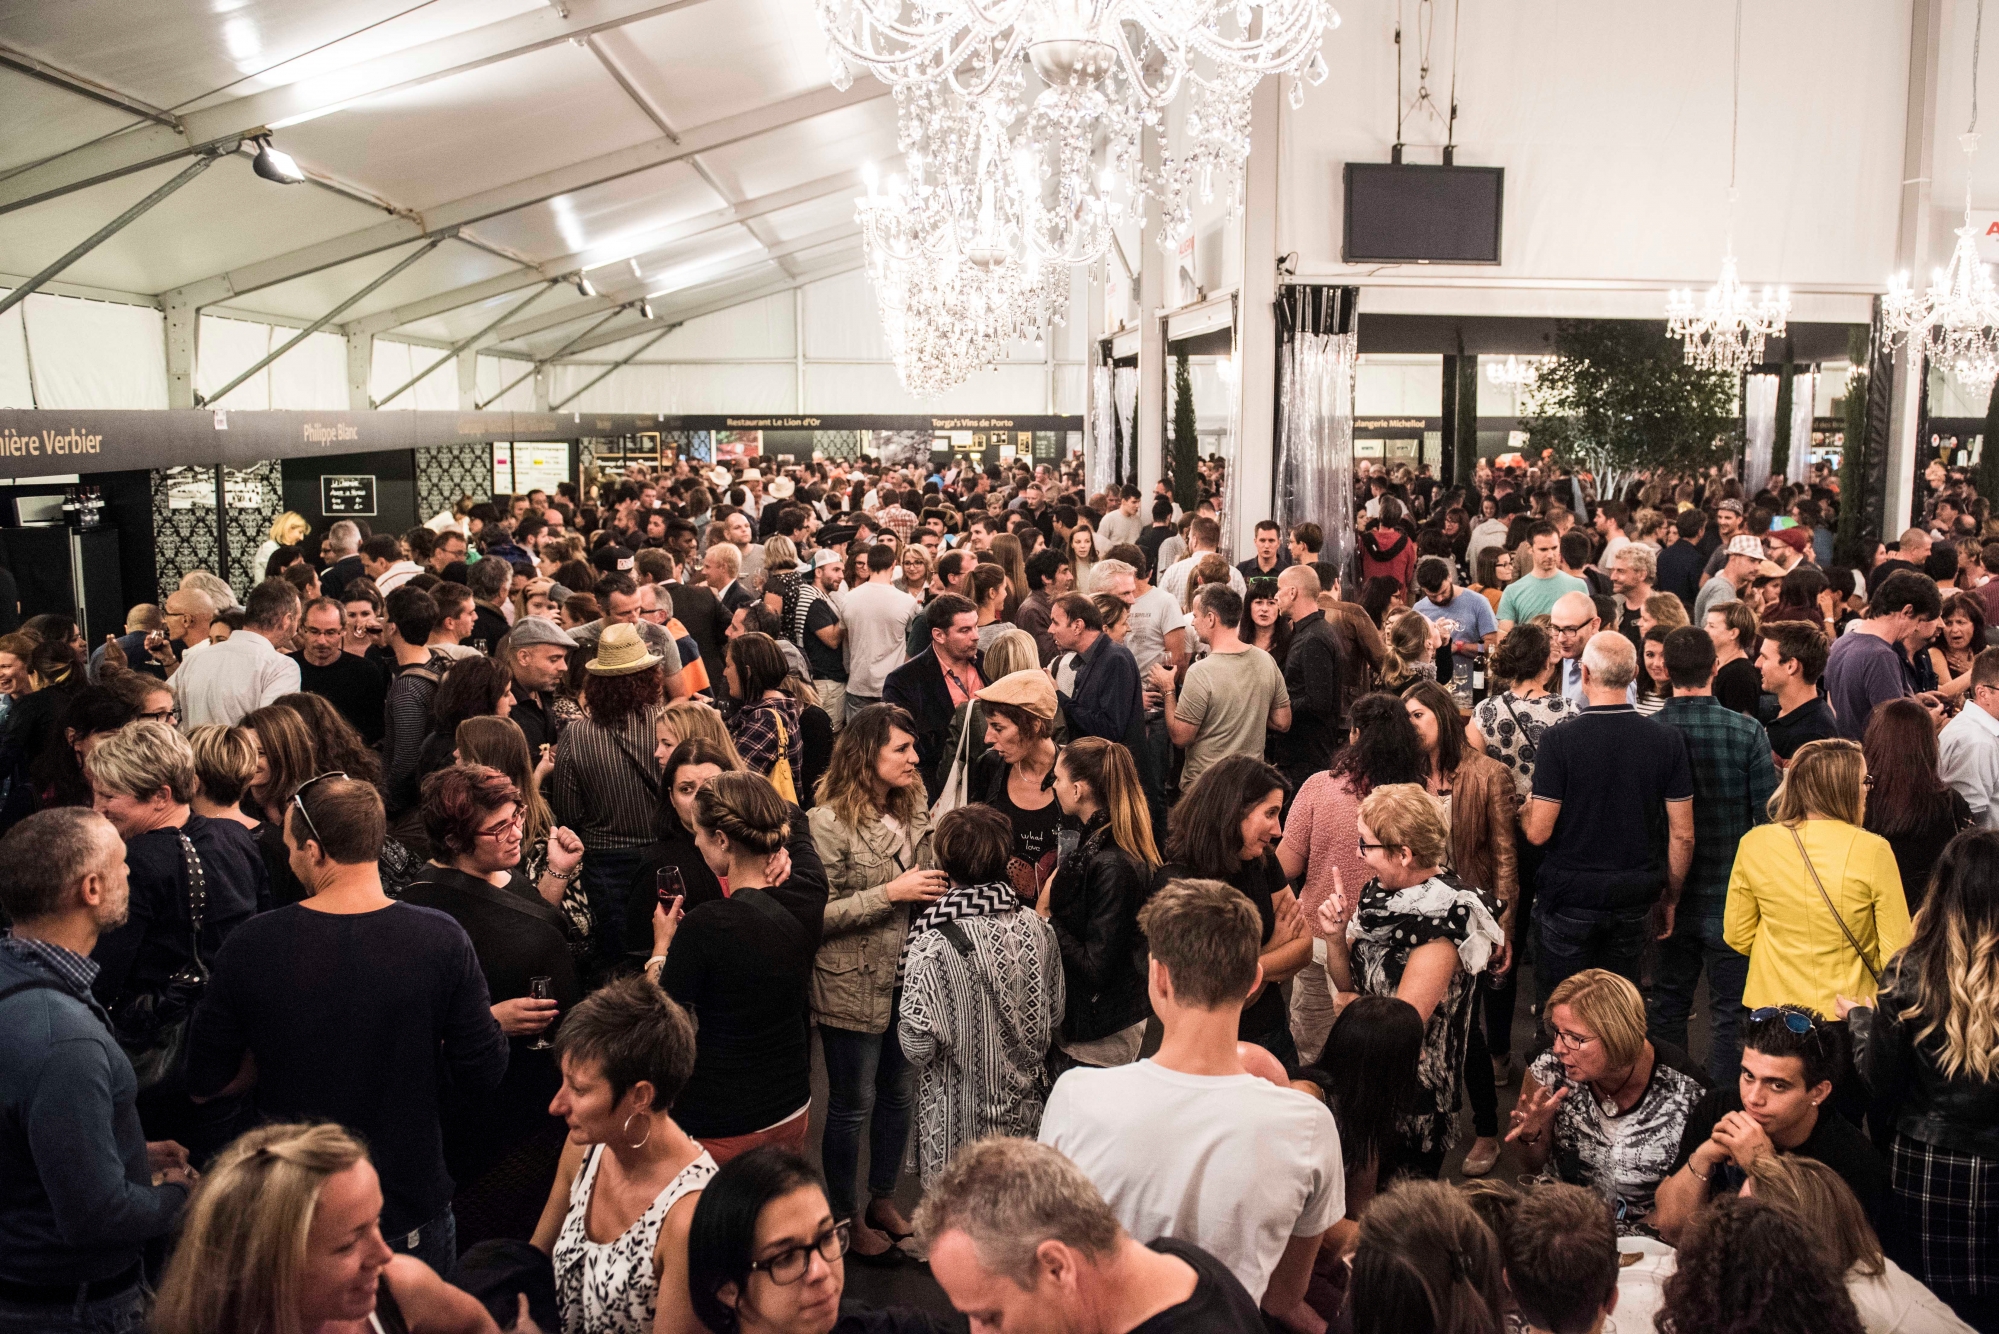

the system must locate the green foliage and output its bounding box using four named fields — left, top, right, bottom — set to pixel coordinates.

left=1979, top=379, right=1999, bottom=513
left=1522, top=320, right=1741, bottom=493
left=1170, top=352, right=1199, bottom=512
left=1770, top=362, right=1793, bottom=484
left=1834, top=365, right=1869, bottom=567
